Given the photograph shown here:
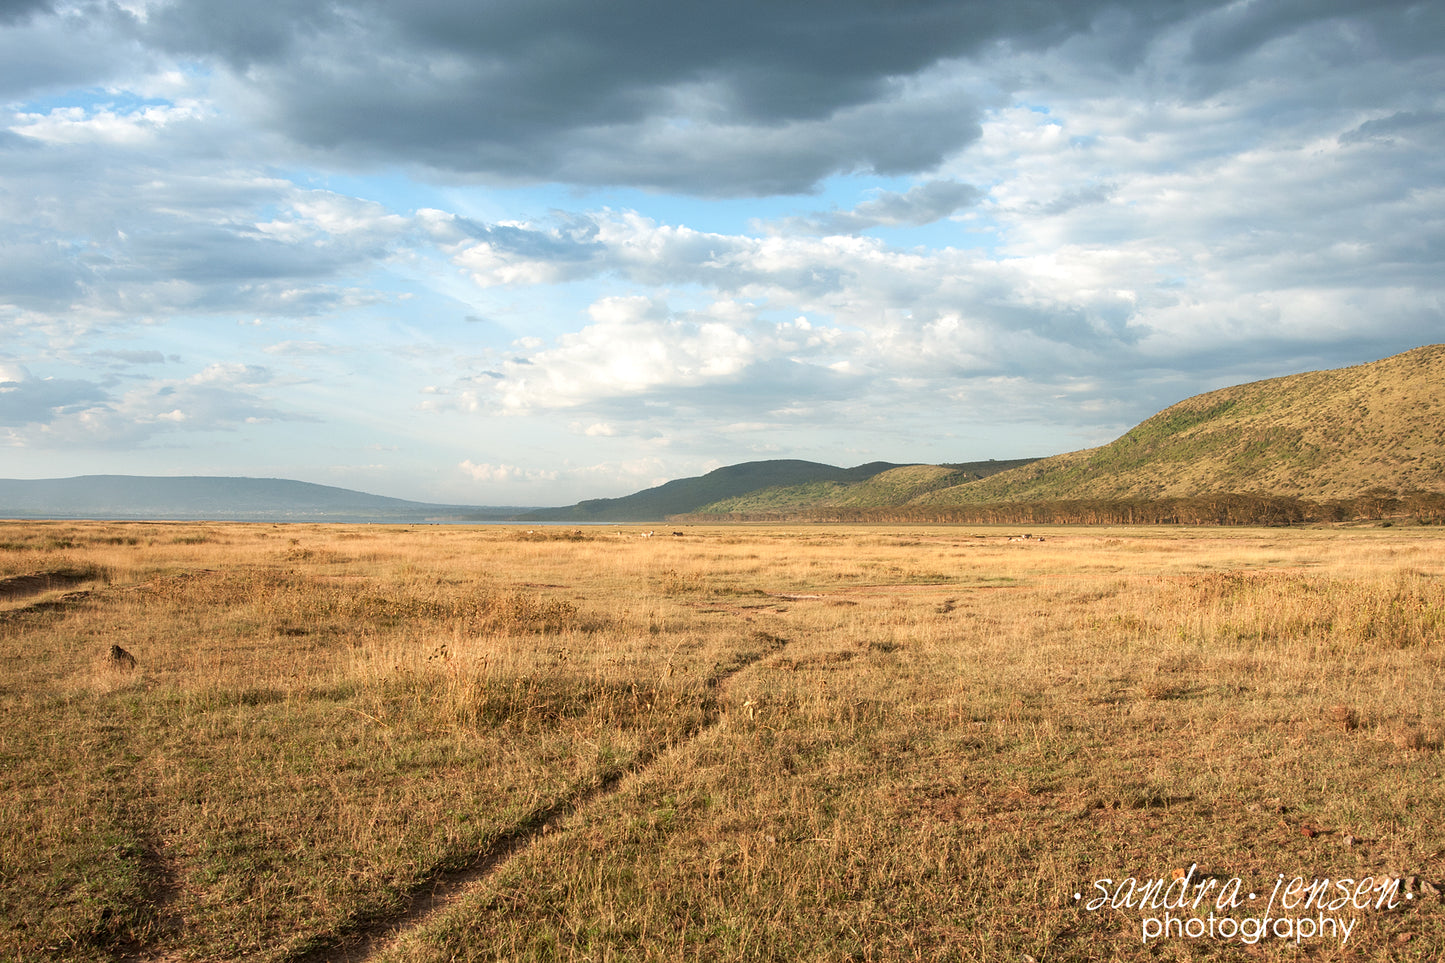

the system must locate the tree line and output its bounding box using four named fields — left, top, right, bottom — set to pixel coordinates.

left=673, top=491, right=1445, bottom=527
